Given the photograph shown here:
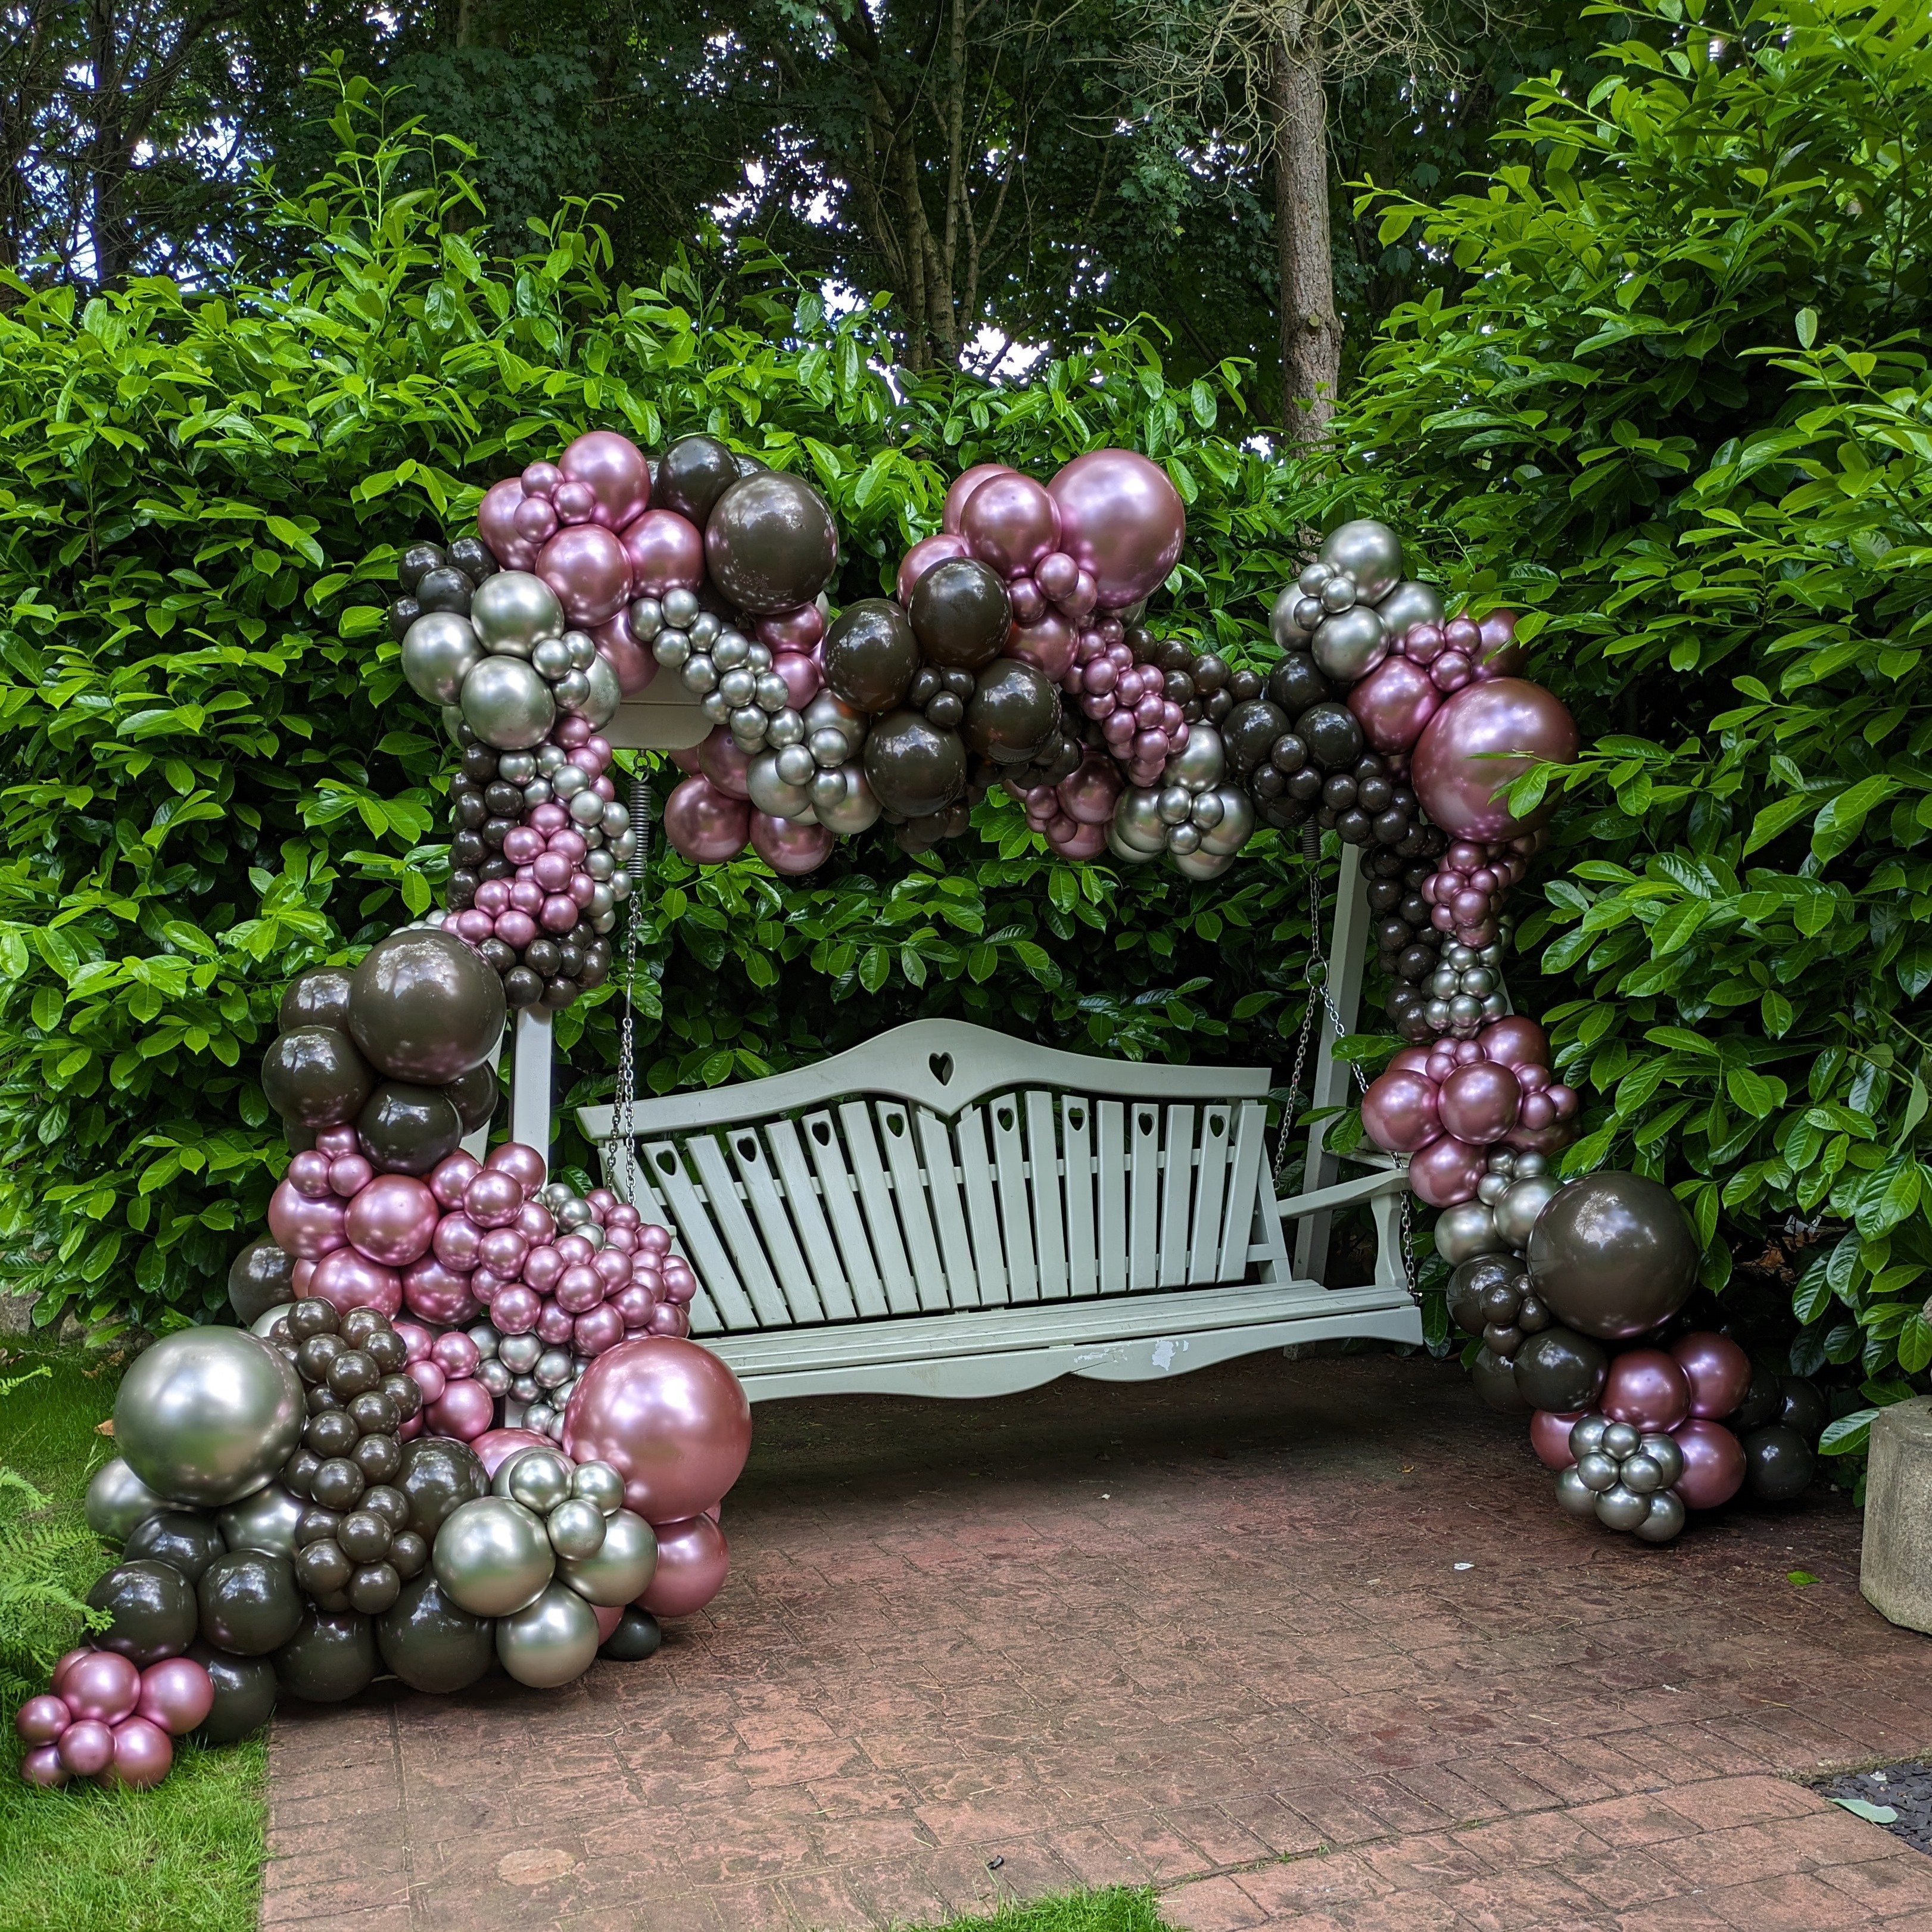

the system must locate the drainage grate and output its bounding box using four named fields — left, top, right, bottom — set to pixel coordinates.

left=1814, top=1762, right=1932, bottom=1855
